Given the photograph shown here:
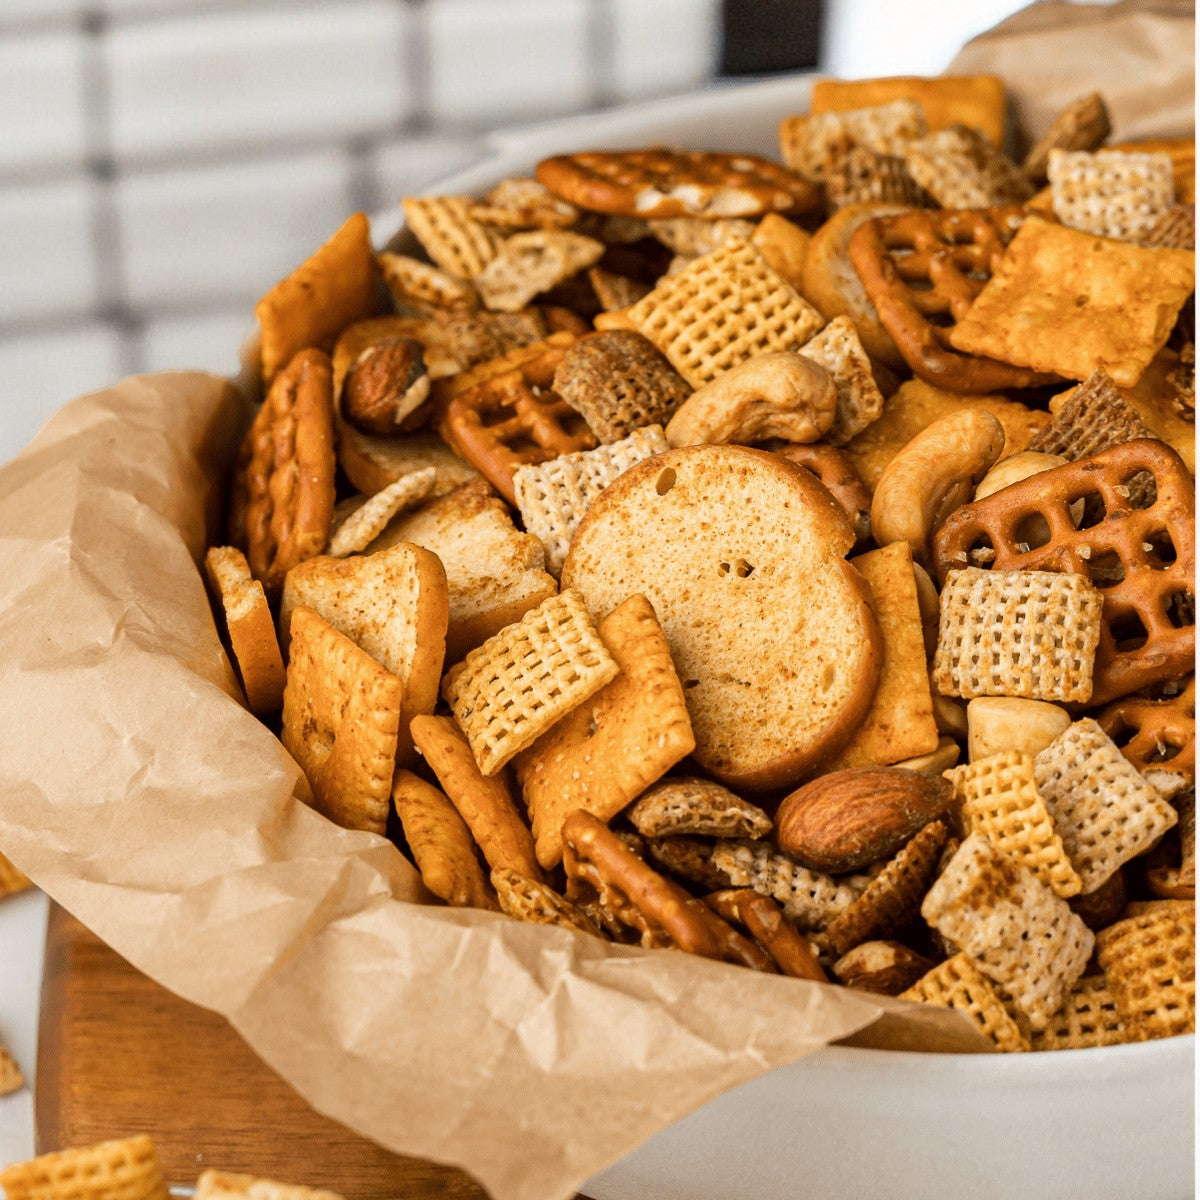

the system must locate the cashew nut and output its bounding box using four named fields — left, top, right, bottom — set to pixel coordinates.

left=894, top=736, right=961, bottom=775
left=665, top=352, right=836, bottom=447
left=911, top=561, right=940, bottom=660
left=870, top=408, right=1005, bottom=563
